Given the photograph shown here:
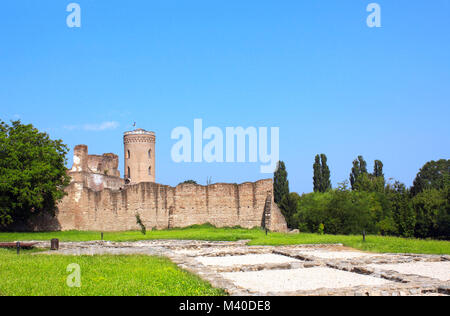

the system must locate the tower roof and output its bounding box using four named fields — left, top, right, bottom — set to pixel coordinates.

left=124, top=128, right=155, bottom=136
